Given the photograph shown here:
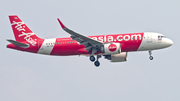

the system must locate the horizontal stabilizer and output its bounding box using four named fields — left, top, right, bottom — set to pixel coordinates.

left=7, top=39, right=29, bottom=48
